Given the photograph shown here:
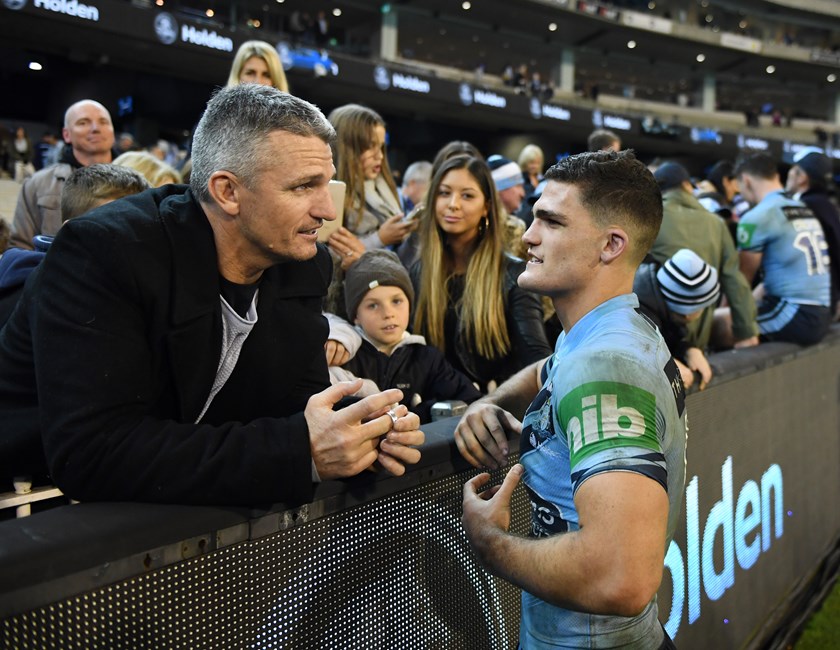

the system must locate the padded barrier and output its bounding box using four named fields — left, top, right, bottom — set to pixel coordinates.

left=1, top=327, right=839, bottom=649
